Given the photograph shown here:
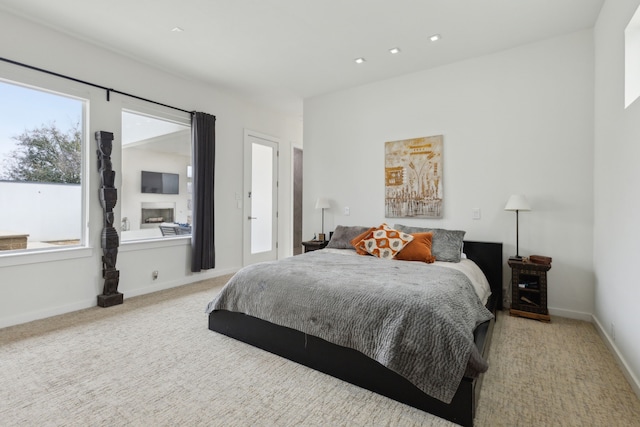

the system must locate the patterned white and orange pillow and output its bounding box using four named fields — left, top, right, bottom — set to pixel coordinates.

left=353, top=223, right=413, bottom=259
